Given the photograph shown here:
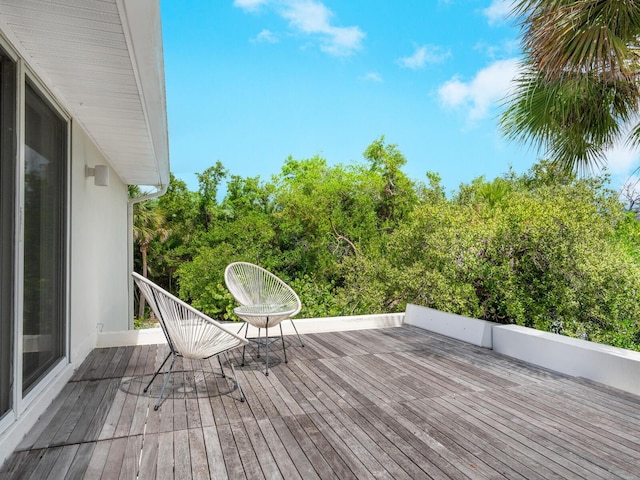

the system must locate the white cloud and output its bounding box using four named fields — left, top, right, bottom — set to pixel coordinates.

left=234, top=0, right=364, bottom=57
left=280, top=0, right=330, bottom=32
left=605, top=144, right=639, bottom=174
left=320, top=25, right=365, bottom=56
left=483, top=0, right=514, bottom=26
left=279, top=0, right=364, bottom=56
left=604, top=122, right=640, bottom=174
left=234, top=0, right=269, bottom=12
left=581, top=118, right=640, bottom=176
left=362, top=72, right=383, bottom=82
left=438, top=57, right=520, bottom=121
left=253, top=29, right=279, bottom=43
left=473, top=39, right=520, bottom=60
left=398, top=45, right=450, bottom=70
